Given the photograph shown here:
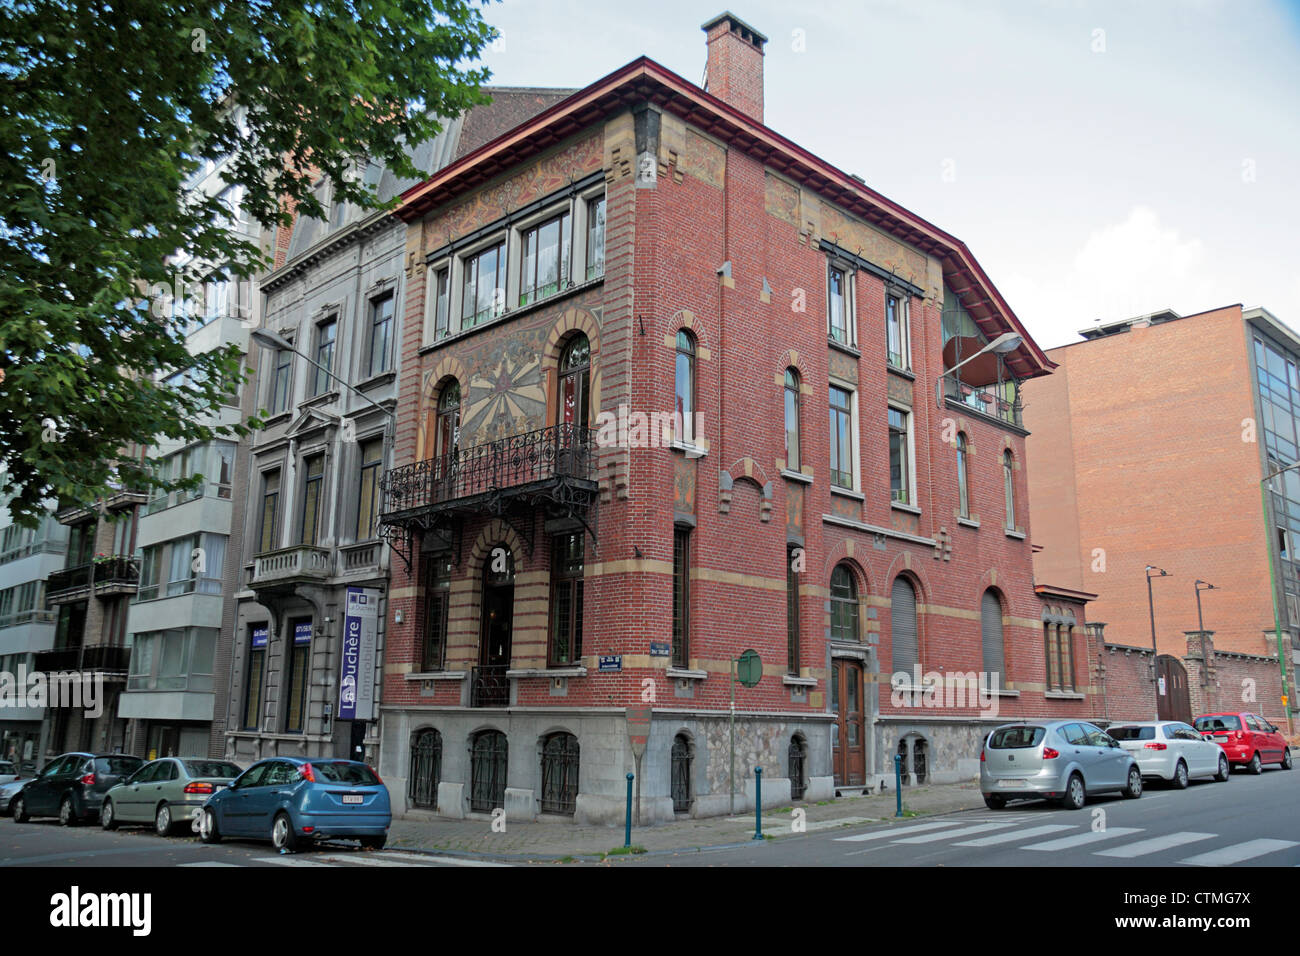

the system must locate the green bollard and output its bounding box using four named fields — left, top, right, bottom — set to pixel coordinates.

left=624, top=772, right=634, bottom=848
left=894, top=752, right=903, bottom=817
left=753, top=767, right=763, bottom=840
